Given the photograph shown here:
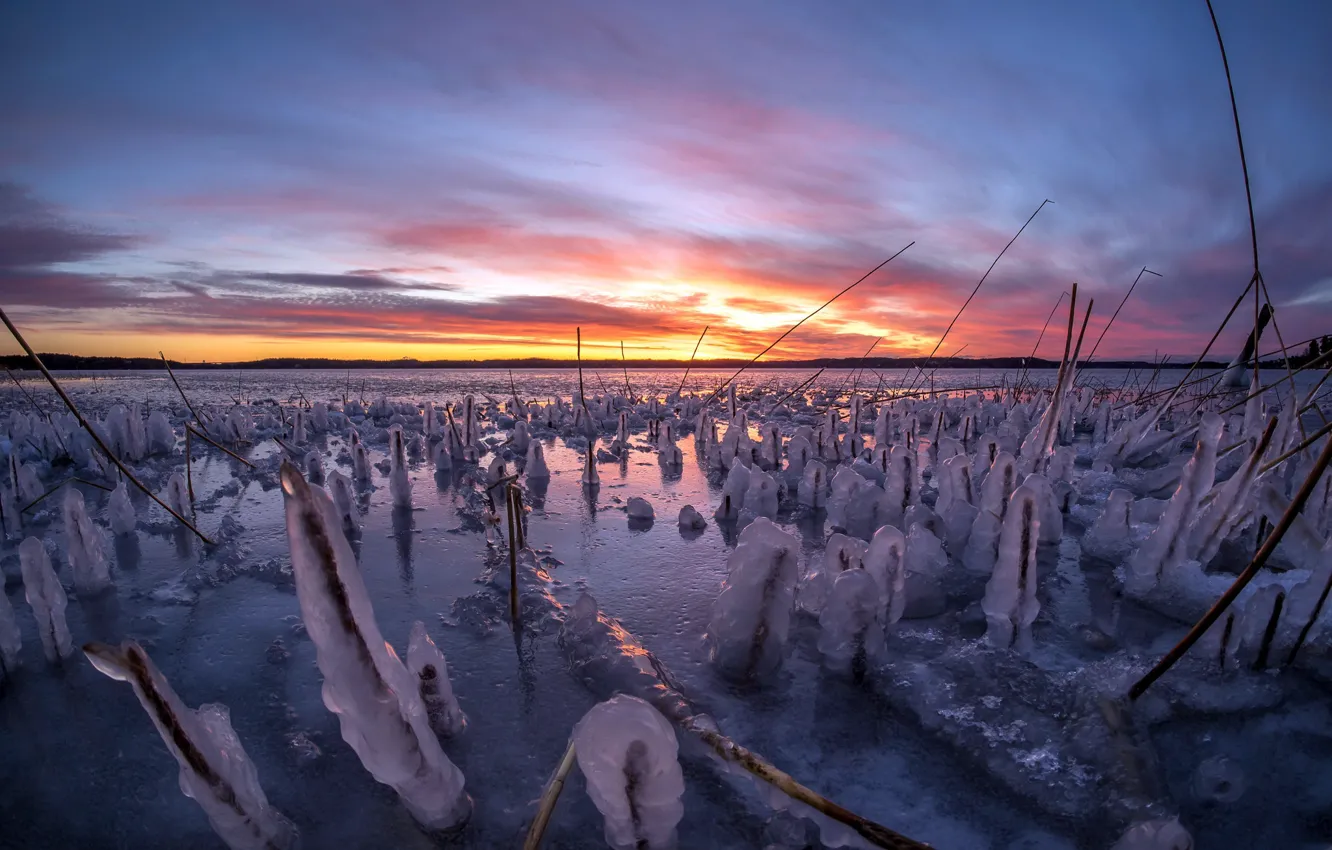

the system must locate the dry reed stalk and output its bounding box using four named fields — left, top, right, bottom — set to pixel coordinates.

left=676, top=325, right=710, bottom=397
left=521, top=740, right=578, bottom=850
